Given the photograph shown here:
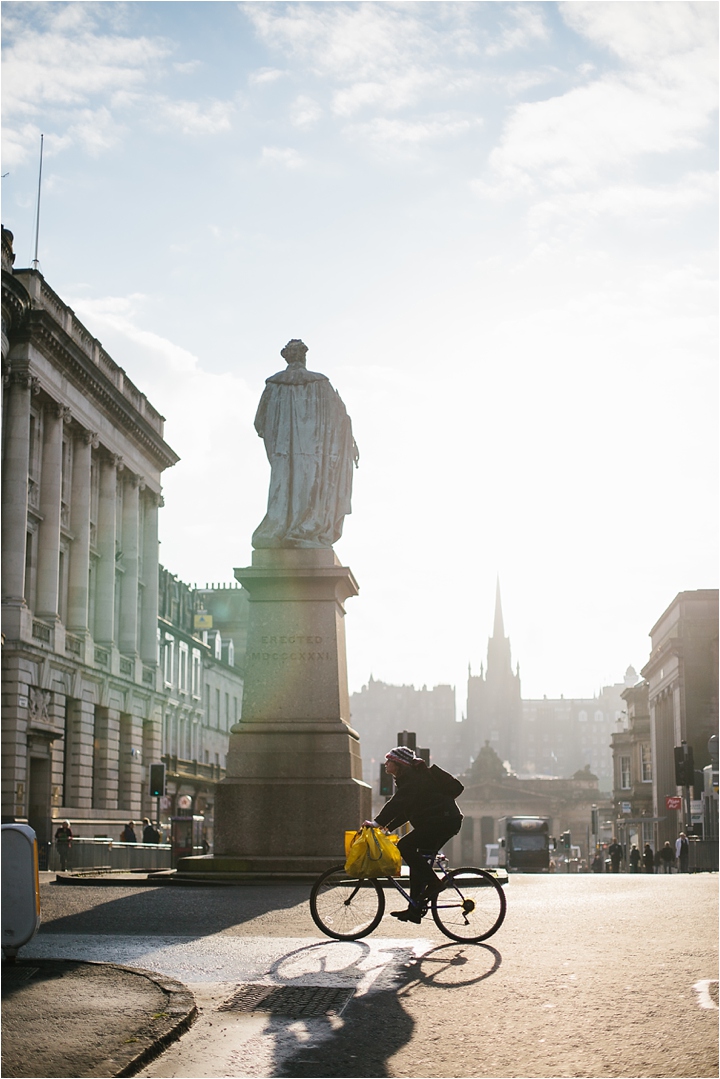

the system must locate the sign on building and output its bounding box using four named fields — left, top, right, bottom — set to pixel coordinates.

left=194, top=613, right=213, bottom=630
left=621, top=802, right=631, bottom=814
left=665, top=795, right=682, bottom=810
